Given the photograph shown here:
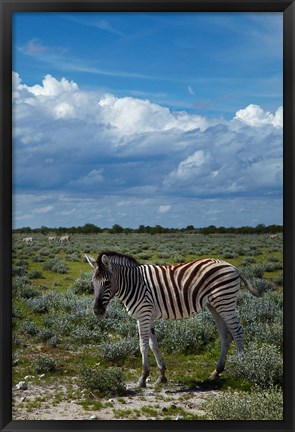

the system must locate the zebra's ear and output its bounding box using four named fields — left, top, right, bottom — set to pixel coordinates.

left=101, top=254, right=112, bottom=272
left=85, top=254, right=97, bottom=268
